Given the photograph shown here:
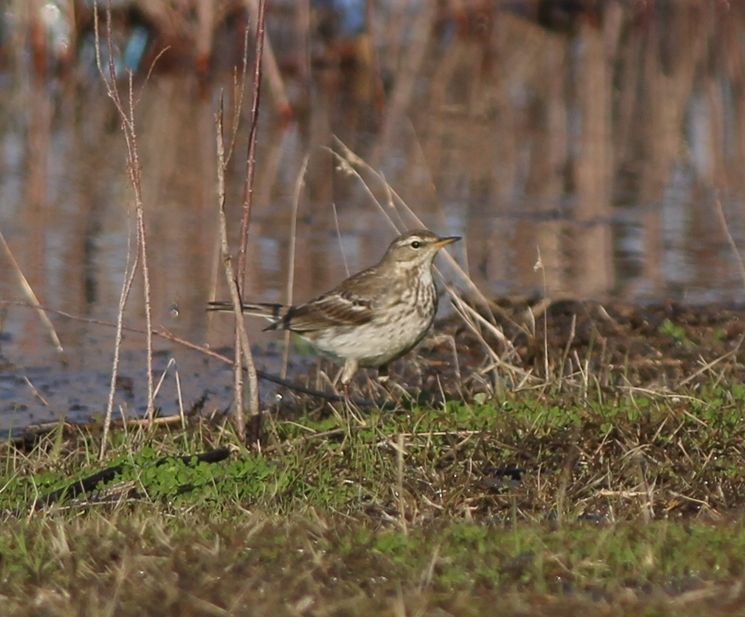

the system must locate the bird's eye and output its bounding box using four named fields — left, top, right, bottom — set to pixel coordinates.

left=410, top=240, right=421, bottom=249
